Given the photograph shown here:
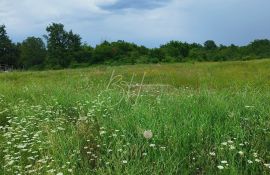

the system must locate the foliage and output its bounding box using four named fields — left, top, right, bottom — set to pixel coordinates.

left=204, top=40, right=218, bottom=50
left=0, top=60, right=270, bottom=174
left=1, top=23, right=270, bottom=69
left=0, top=25, right=19, bottom=67
left=20, top=37, right=46, bottom=69
left=160, top=41, right=190, bottom=61
left=45, top=23, right=82, bottom=68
